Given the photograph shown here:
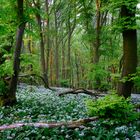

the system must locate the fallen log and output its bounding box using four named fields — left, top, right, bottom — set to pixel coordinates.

left=0, top=117, right=98, bottom=131
left=58, top=88, right=104, bottom=98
